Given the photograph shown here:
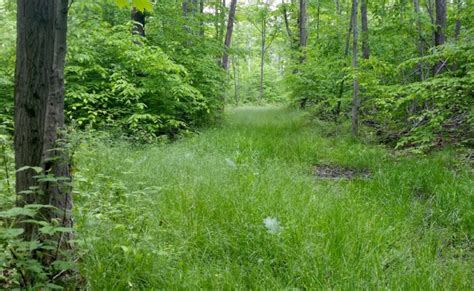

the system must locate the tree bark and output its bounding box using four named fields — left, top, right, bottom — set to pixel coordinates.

left=316, top=0, right=321, bottom=42
left=360, top=0, right=369, bottom=59
left=282, top=0, right=296, bottom=46
left=14, top=0, right=72, bottom=260
left=131, top=7, right=146, bottom=36
left=298, top=0, right=308, bottom=62
left=454, top=0, right=461, bottom=41
left=413, top=0, right=425, bottom=80
left=334, top=2, right=353, bottom=122
left=351, top=0, right=360, bottom=136
left=222, top=0, right=238, bottom=70
left=259, top=20, right=266, bottom=101
left=433, top=0, right=446, bottom=74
